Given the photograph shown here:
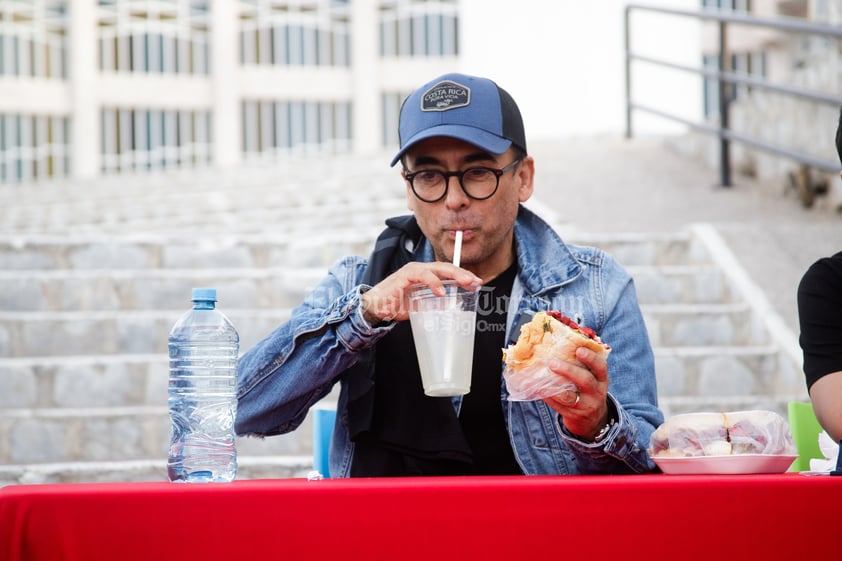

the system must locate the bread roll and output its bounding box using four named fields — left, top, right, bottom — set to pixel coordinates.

left=502, top=311, right=611, bottom=401
left=503, top=311, right=610, bottom=370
